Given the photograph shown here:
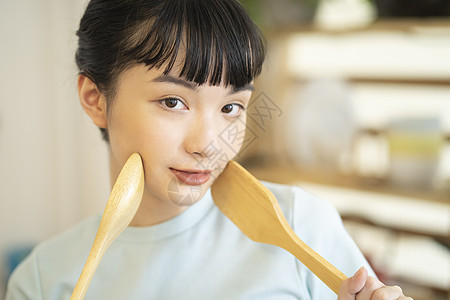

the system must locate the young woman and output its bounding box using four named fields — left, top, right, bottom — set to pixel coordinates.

left=6, top=0, right=411, bottom=299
